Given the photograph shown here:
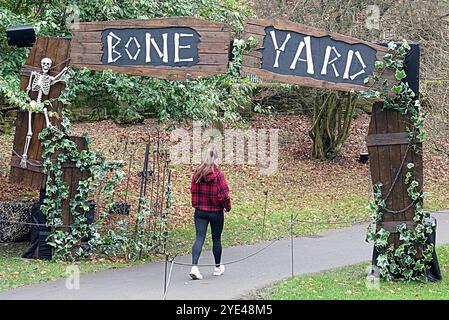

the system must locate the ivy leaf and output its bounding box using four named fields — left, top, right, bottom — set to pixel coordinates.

left=387, top=42, right=398, bottom=50
left=374, top=61, right=384, bottom=70
left=391, top=84, right=402, bottom=94
left=395, top=70, right=407, bottom=81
